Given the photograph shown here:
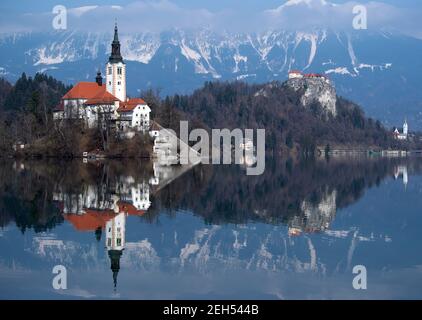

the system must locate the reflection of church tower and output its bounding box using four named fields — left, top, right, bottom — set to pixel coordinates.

left=106, top=212, right=126, bottom=289
left=394, top=165, right=408, bottom=189
left=108, top=249, right=122, bottom=289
